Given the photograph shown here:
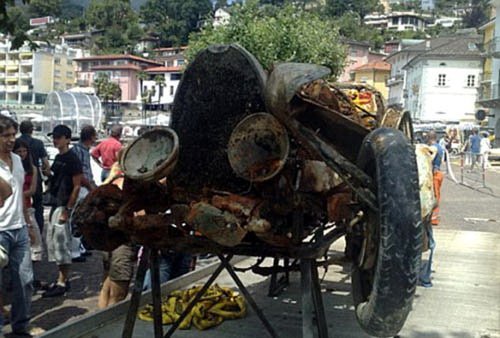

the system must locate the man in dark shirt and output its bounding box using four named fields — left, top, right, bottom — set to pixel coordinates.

left=17, top=120, right=50, bottom=232
left=43, top=125, right=82, bottom=298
